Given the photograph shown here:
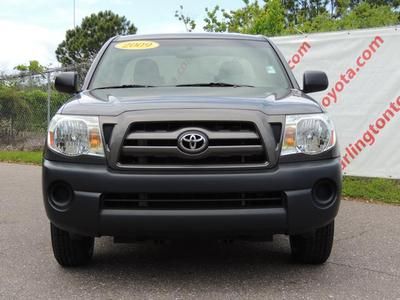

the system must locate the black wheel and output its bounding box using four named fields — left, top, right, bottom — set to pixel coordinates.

left=50, top=223, right=94, bottom=267
left=290, top=220, right=334, bottom=264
